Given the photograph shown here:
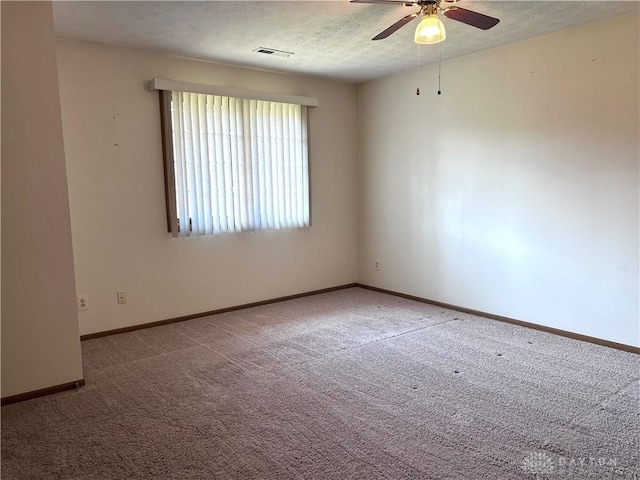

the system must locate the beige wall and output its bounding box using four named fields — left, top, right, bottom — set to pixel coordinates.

left=1, top=2, right=83, bottom=397
left=56, top=40, right=358, bottom=335
left=357, top=14, right=640, bottom=347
